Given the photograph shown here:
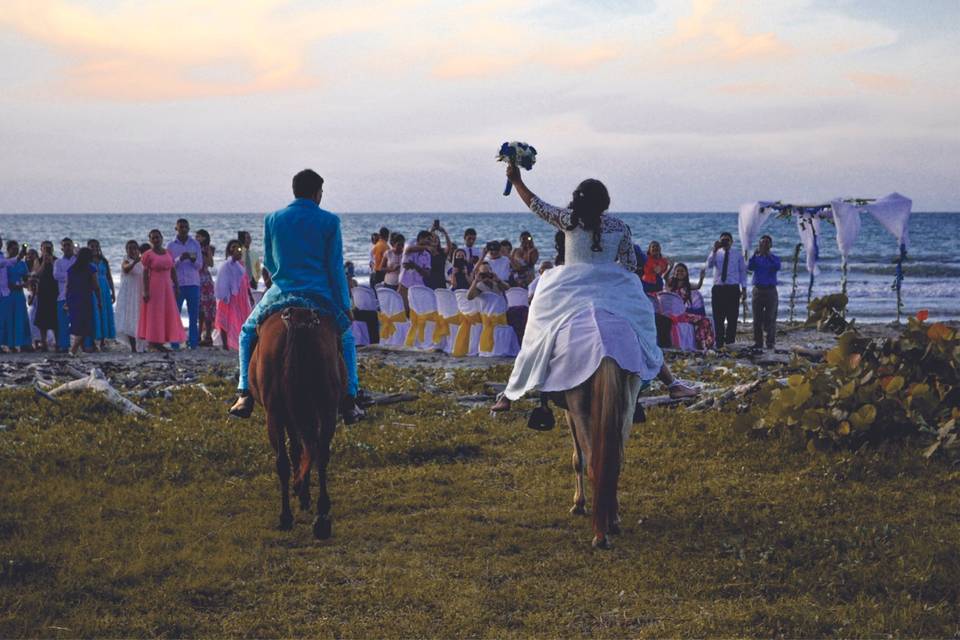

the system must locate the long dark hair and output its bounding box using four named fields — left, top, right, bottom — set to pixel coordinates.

left=554, top=230, right=565, bottom=266
left=565, top=179, right=610, bottom=252
left=73, top=247, right=94, bottom=271
left=668, top=262, right=691, bottom=300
